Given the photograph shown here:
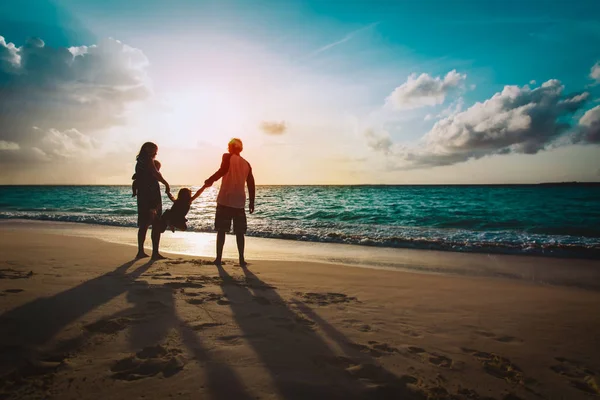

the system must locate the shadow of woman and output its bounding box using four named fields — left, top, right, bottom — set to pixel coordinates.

left=24, top=262, right=253, bottom=399
left=0, top=258, right=155, bottom=353
left=87, top=269, right=253, bottom=399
